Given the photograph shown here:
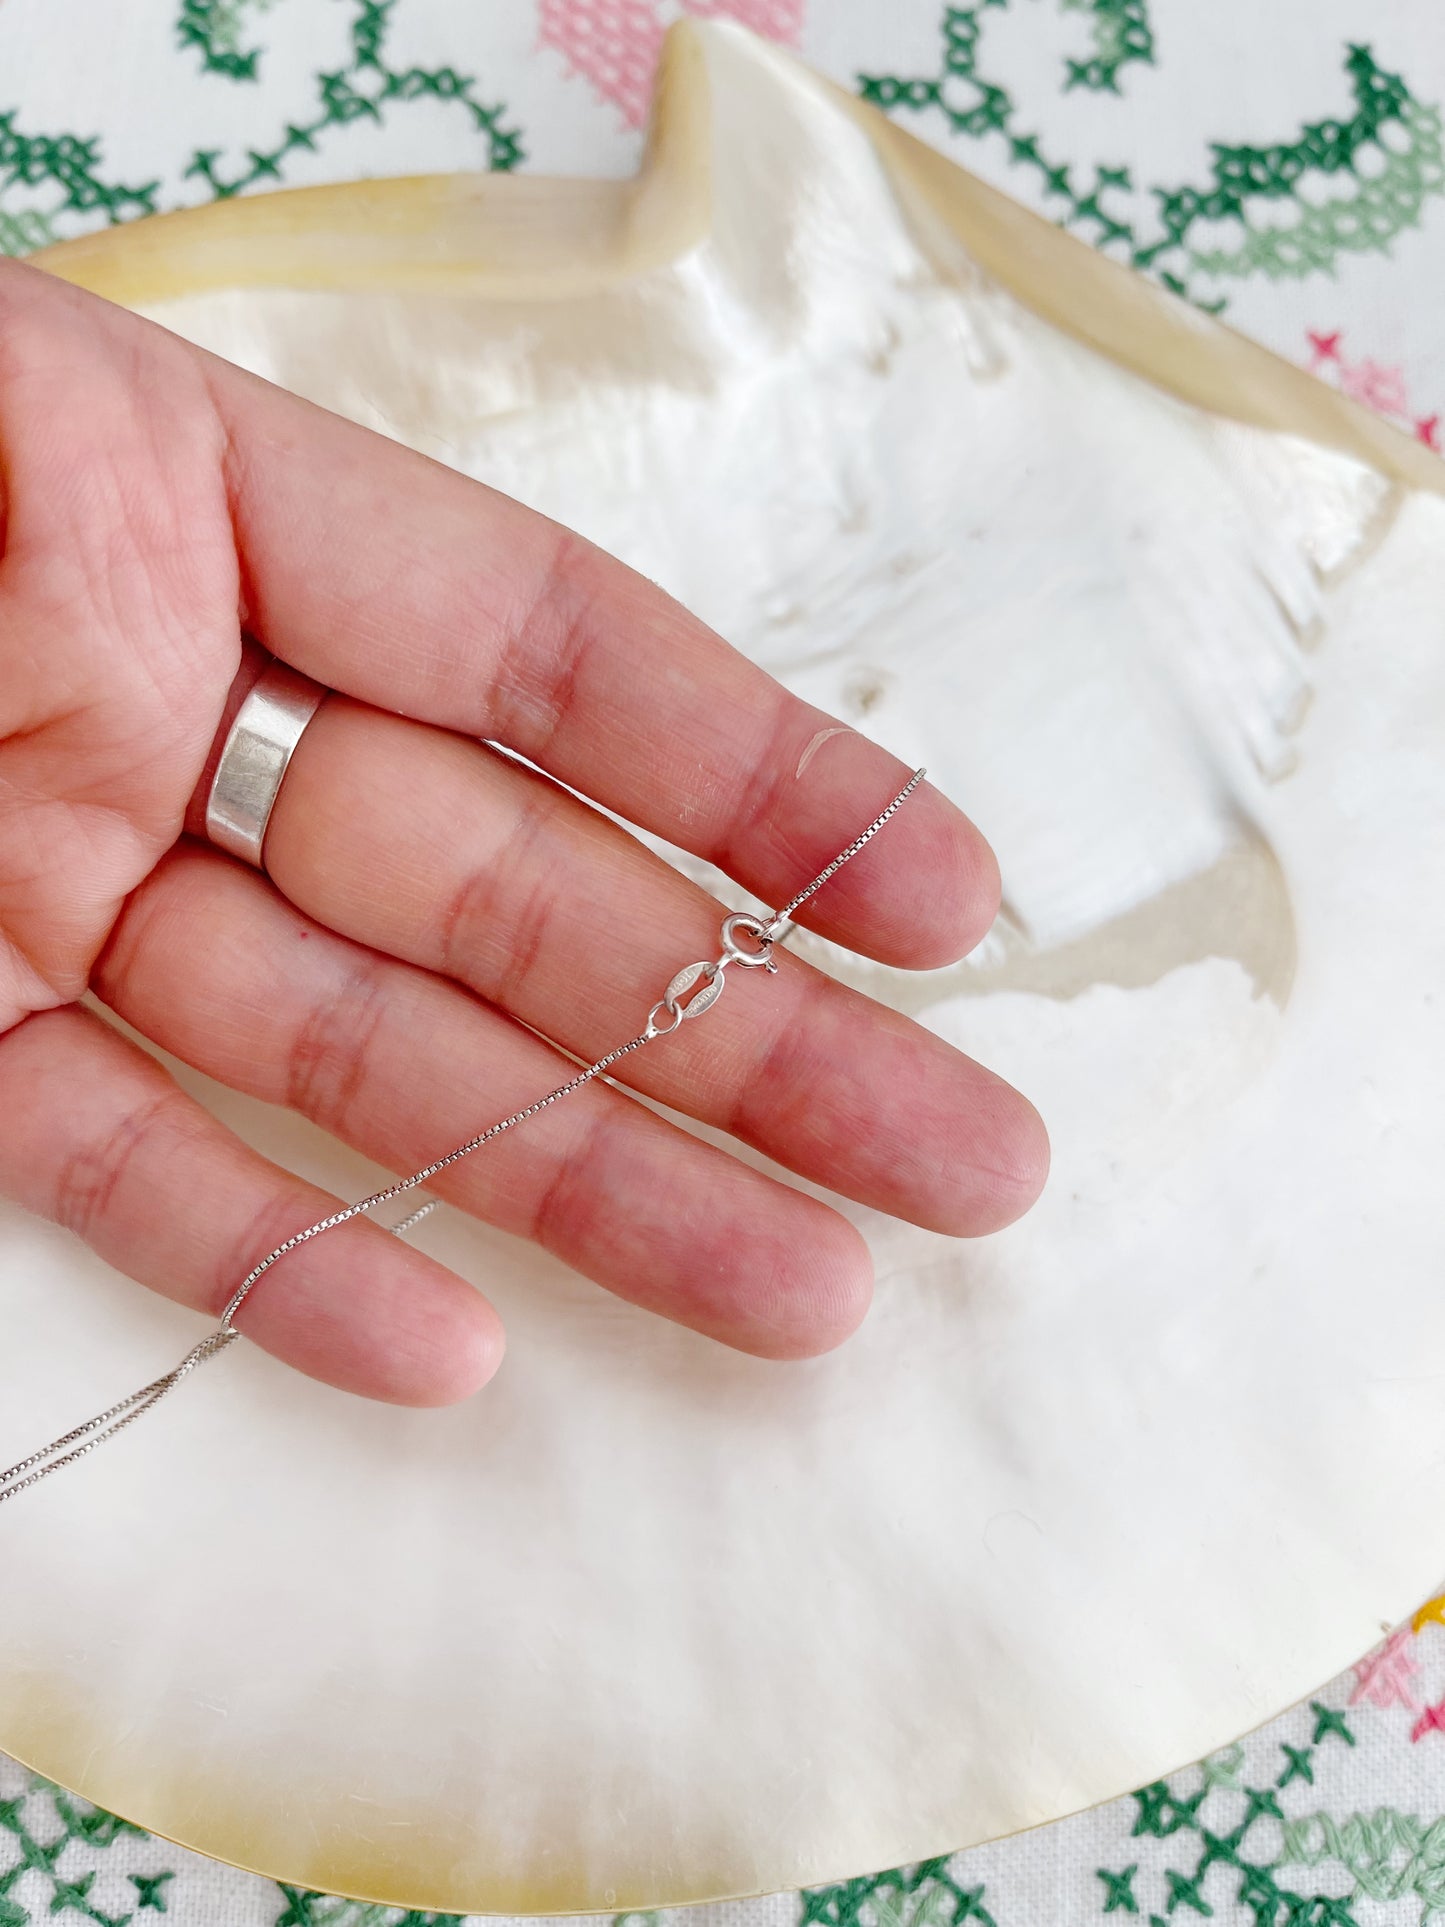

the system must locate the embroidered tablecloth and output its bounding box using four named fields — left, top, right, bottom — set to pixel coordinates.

left=2, top=2, right=1444, bottom=1922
